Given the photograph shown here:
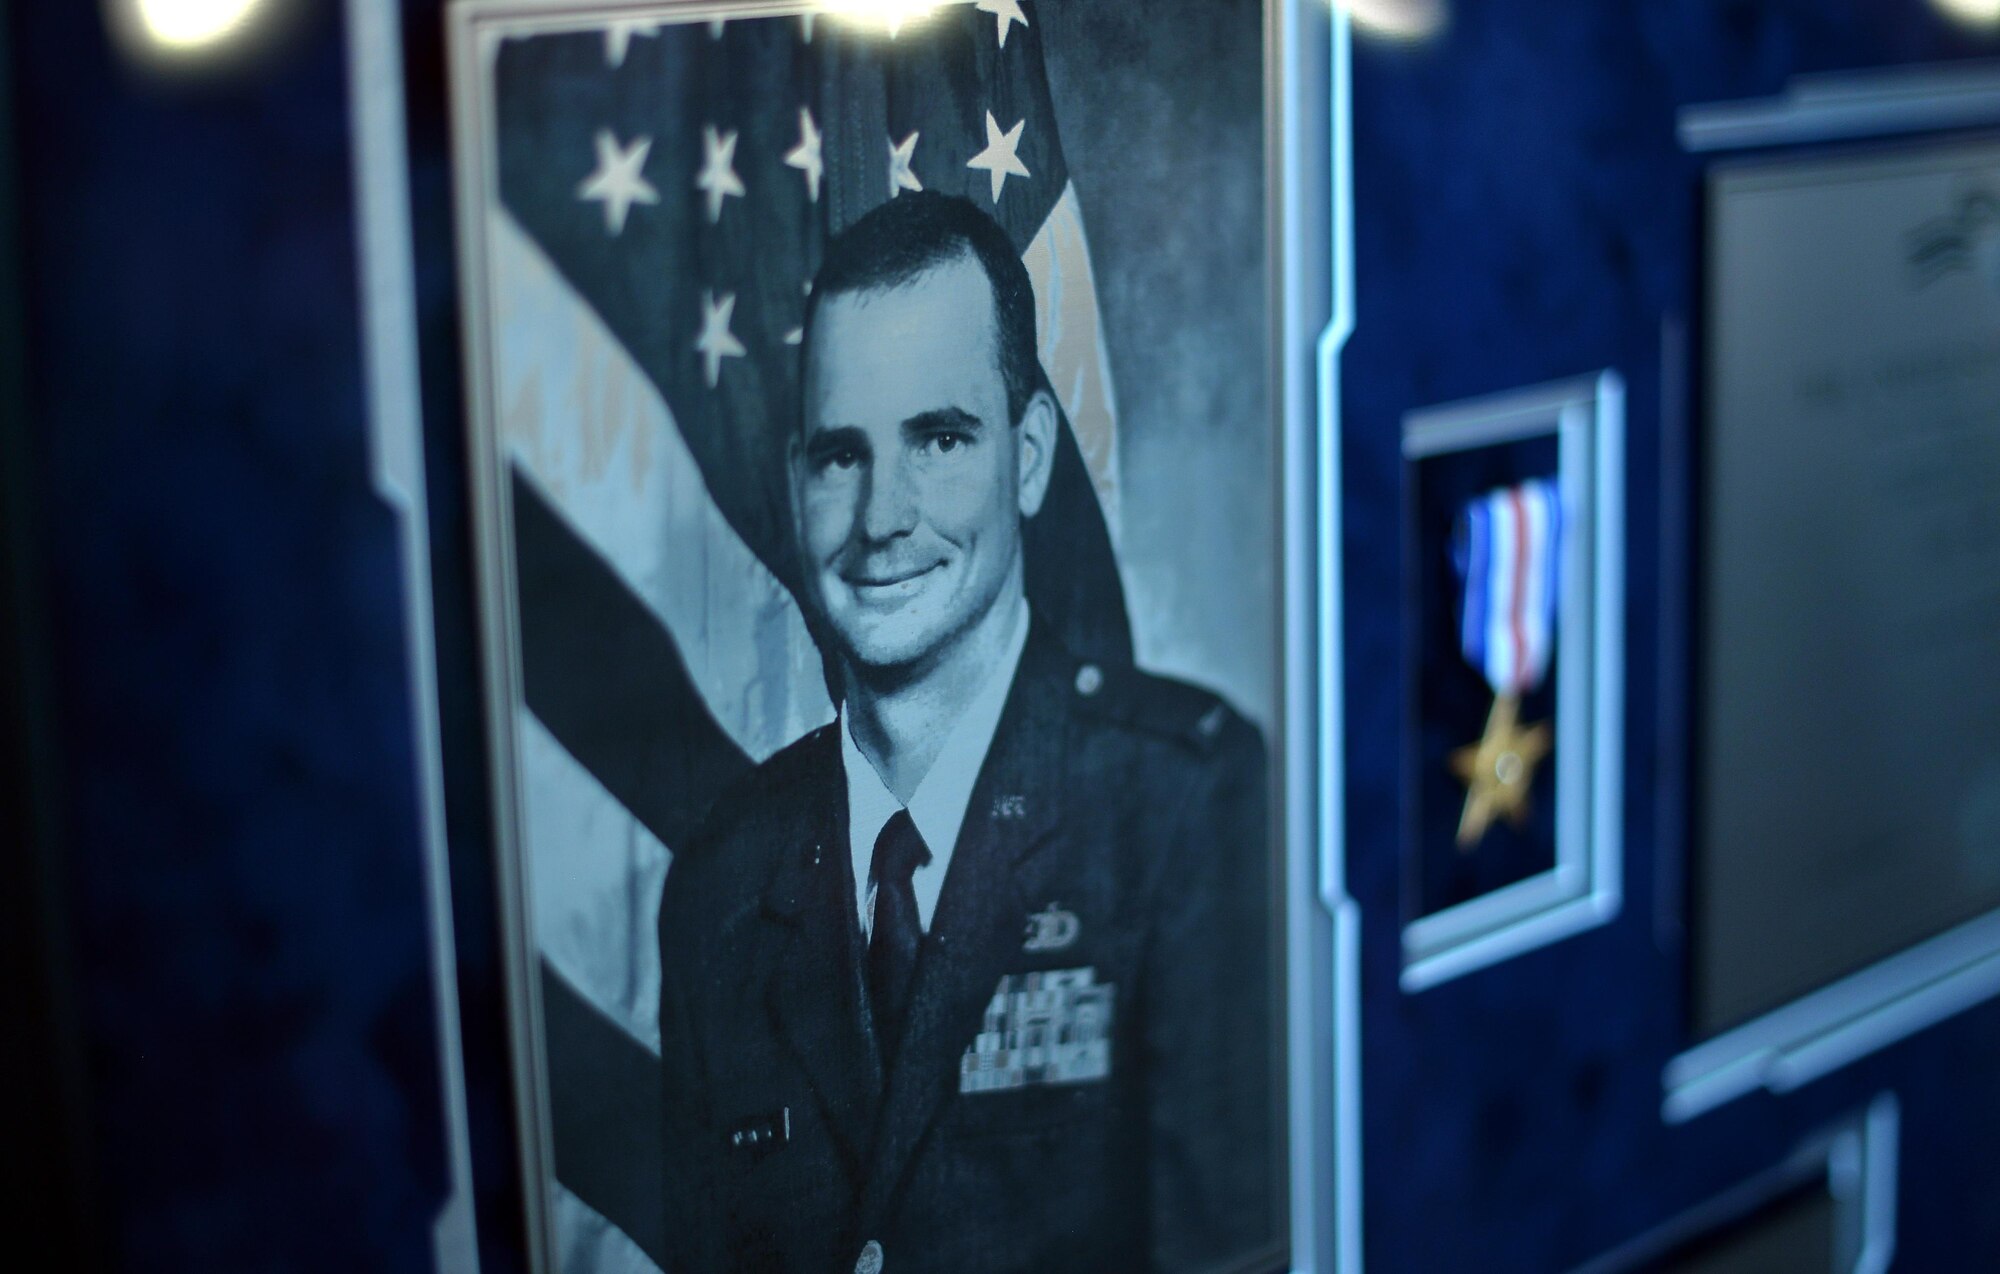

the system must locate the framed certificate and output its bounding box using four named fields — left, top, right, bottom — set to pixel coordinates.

left=443, top=2, right=1325, bottom=1268
left=1669, top=131, right=2000, bottom=1121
